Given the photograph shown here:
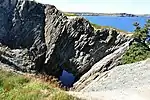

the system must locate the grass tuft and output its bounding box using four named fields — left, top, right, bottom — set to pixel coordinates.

left=0, top=69, right=79, bottom=100
left=90, top=23, right=132, bottom=35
